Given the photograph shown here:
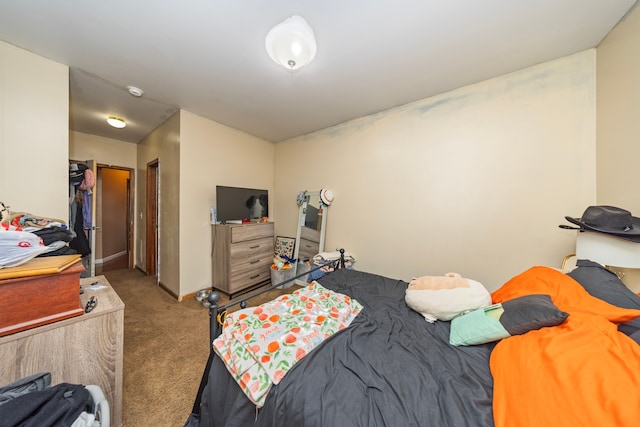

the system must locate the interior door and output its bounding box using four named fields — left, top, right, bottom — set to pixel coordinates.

left=146, top=159, right=159, bottom=277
